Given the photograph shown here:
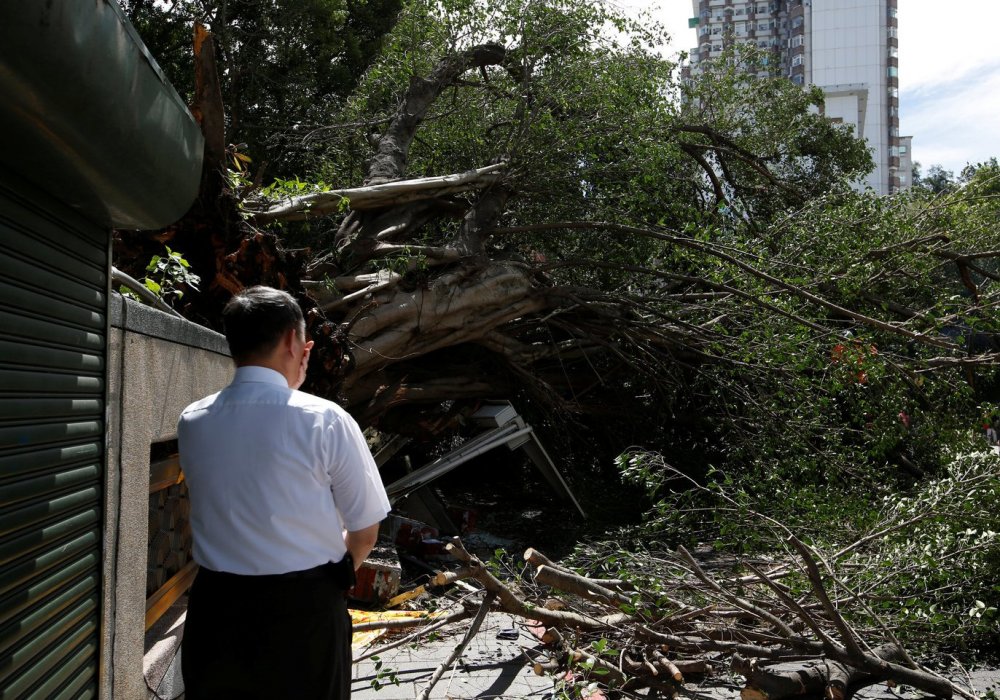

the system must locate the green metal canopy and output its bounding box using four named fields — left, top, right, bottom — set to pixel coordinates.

left=0, top=0, right=205, bottom=230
